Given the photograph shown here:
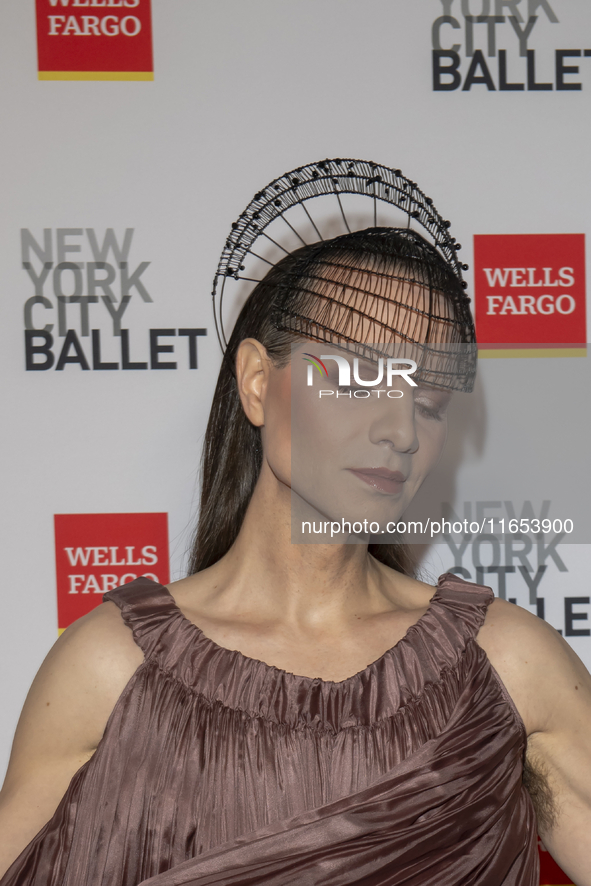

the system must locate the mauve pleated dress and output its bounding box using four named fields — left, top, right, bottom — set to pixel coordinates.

left=1, top=573, right=539, bottom=886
